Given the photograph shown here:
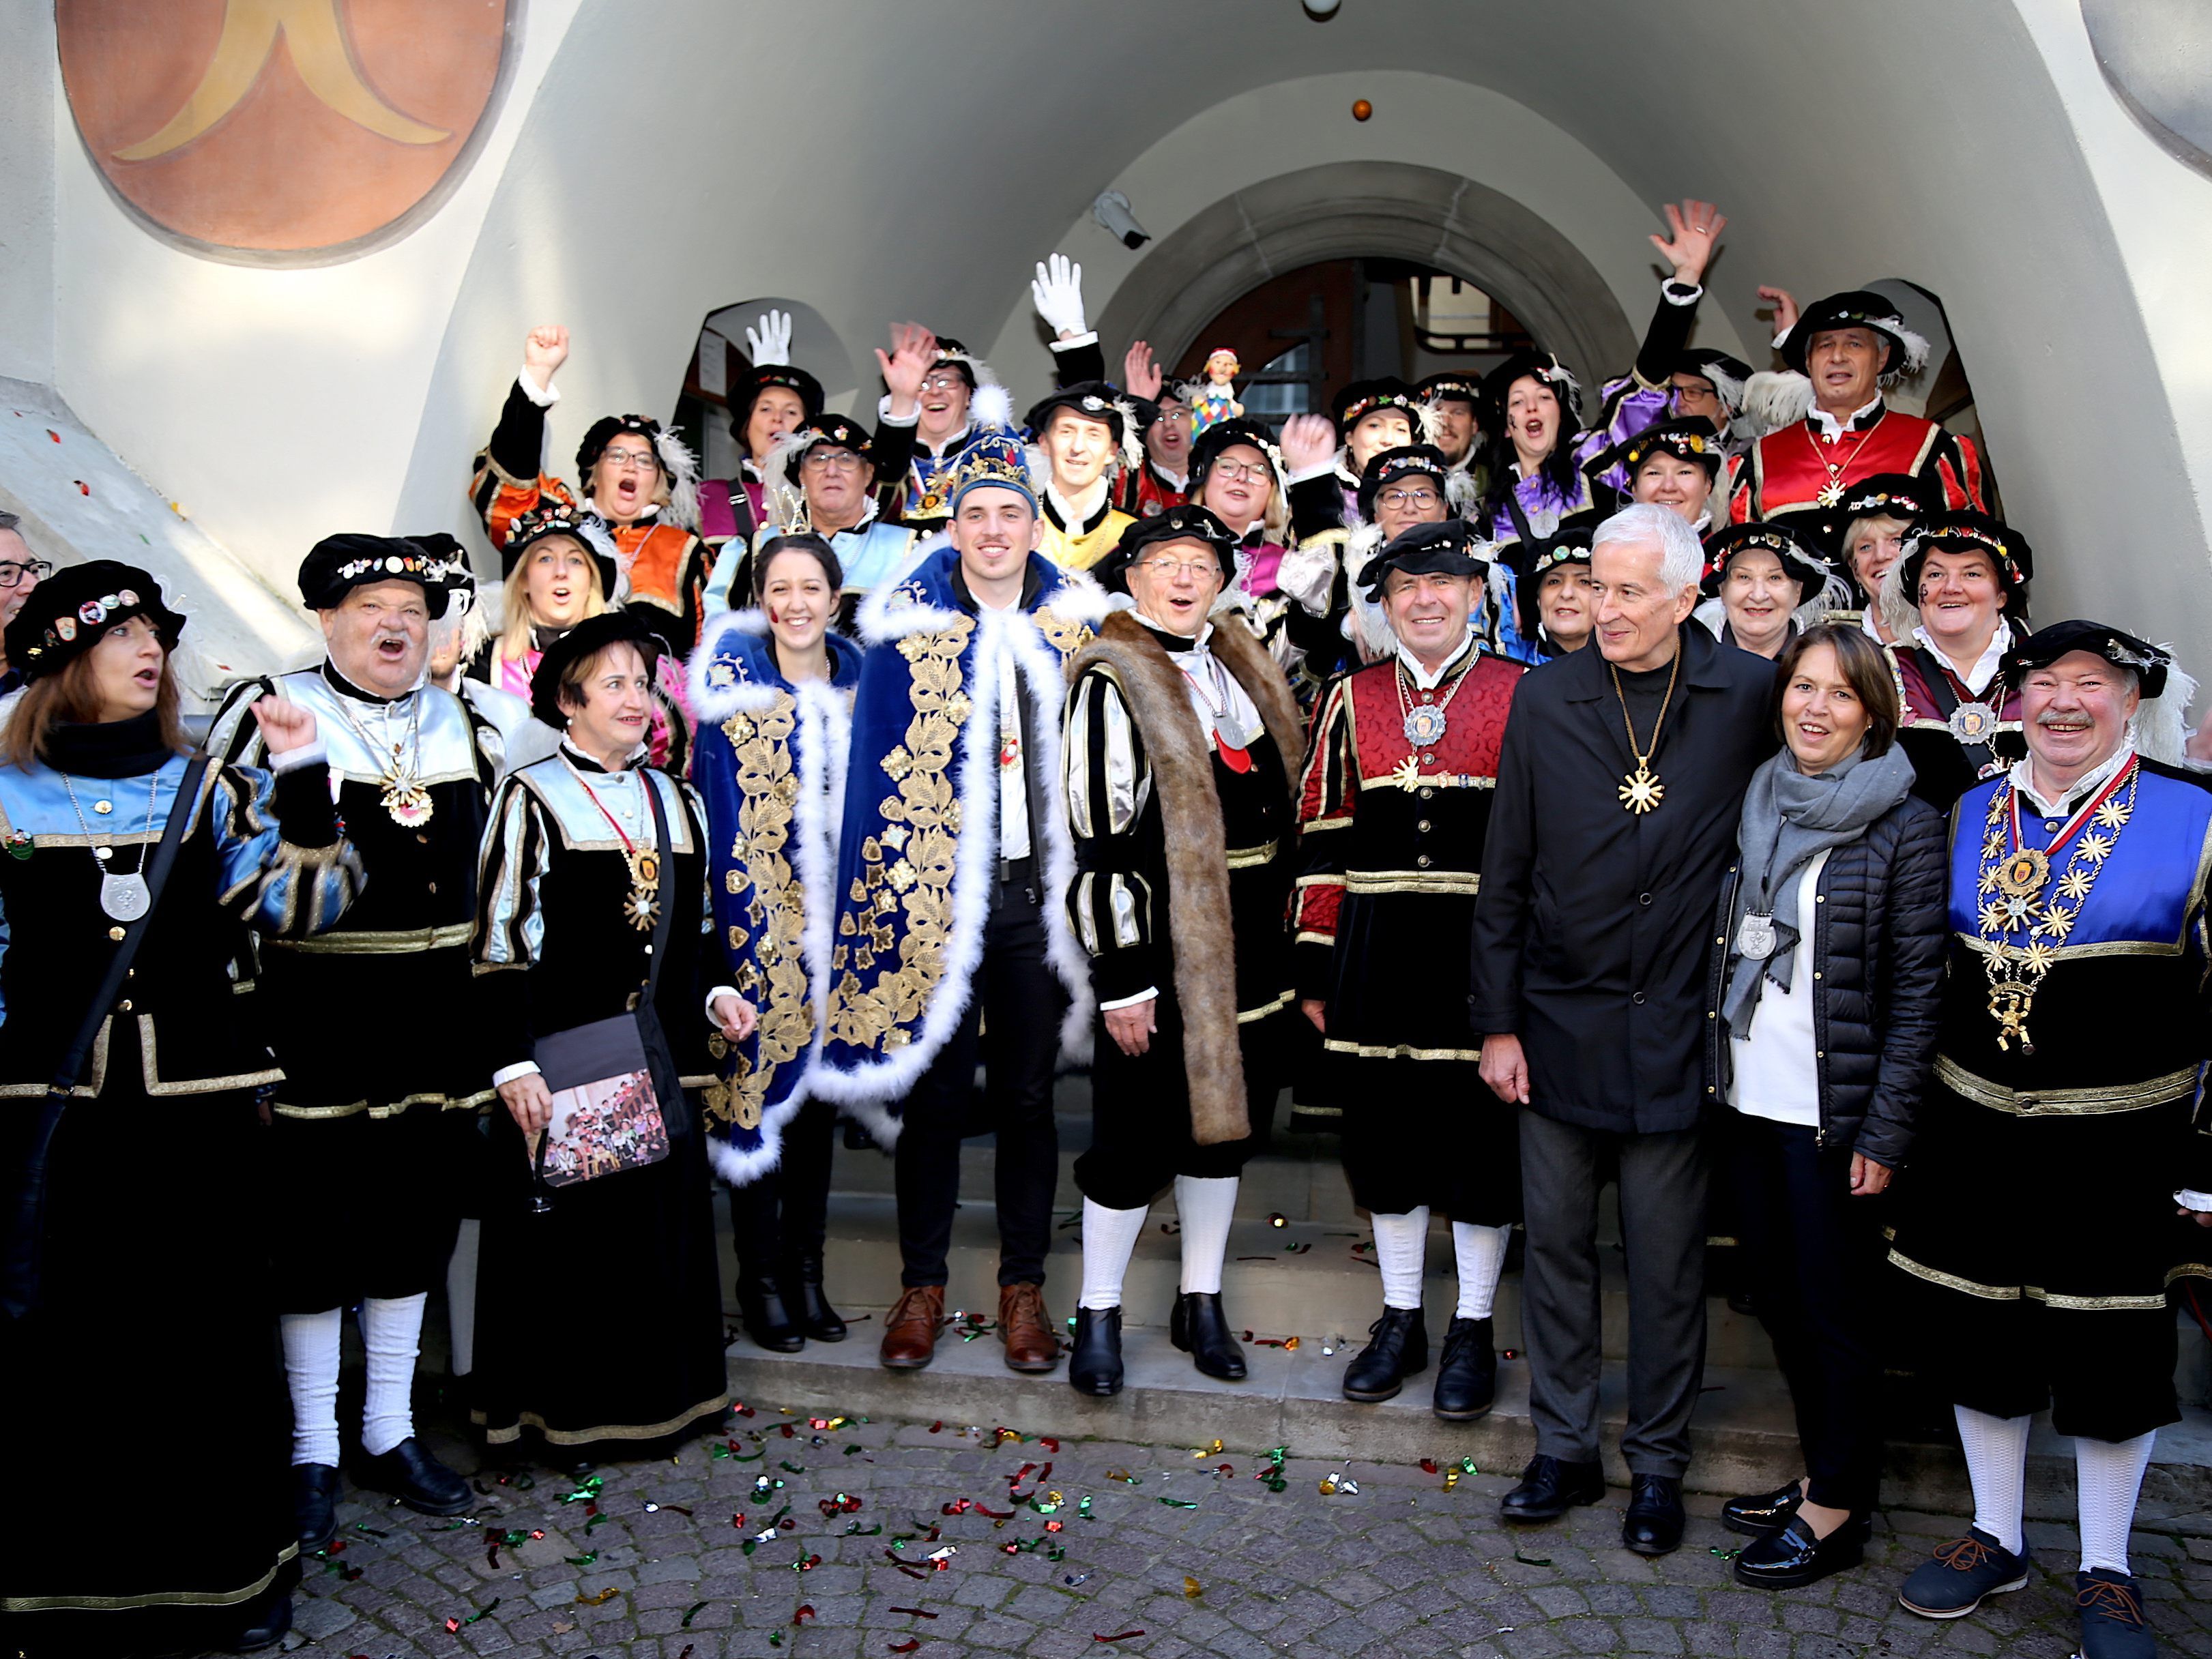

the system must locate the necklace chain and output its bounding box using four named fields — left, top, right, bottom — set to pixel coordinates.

left=1395, top=654, right=1469, bottom=745
left=1609, top=649, right=1683, bottom=815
